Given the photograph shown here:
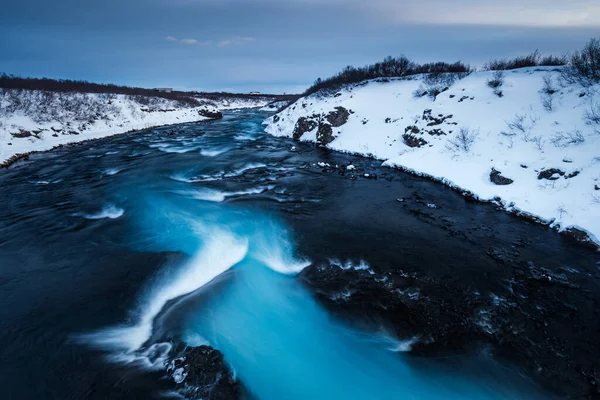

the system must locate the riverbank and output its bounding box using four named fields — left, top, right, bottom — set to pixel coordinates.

left=0, top=88, right=288, bottom=167
left=263, top=67, right=600, bottom=249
